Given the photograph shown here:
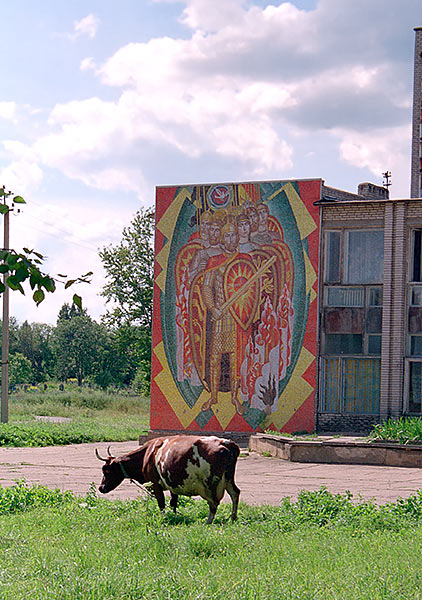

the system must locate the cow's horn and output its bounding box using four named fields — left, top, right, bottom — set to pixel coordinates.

left=107, top=445, right=112, bottom=457
left=95, top=449, right=107, bottom=462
